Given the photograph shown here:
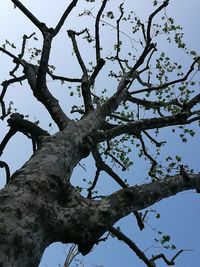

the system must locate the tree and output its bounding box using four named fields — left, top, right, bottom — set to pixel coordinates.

left=0, top=0, right=200, bottom=266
